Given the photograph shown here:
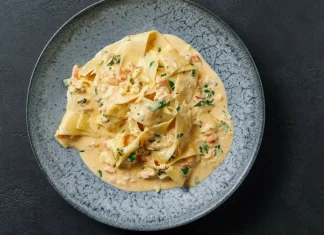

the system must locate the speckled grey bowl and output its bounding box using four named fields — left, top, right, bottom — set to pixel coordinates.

left=27, top=0, right=264, bottom=231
